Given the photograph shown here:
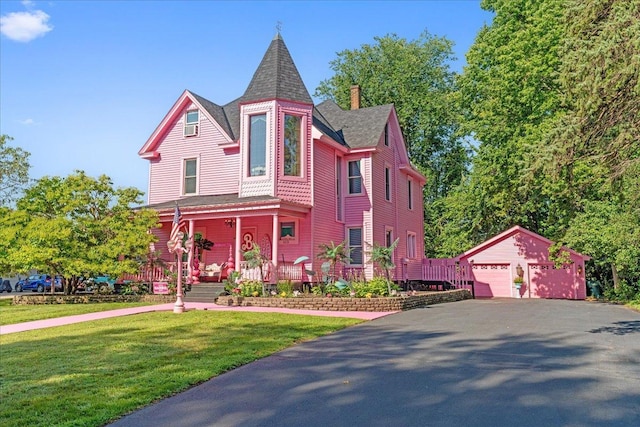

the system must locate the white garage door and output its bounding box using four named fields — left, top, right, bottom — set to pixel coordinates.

left=471, top=264, right=511, bottom=297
